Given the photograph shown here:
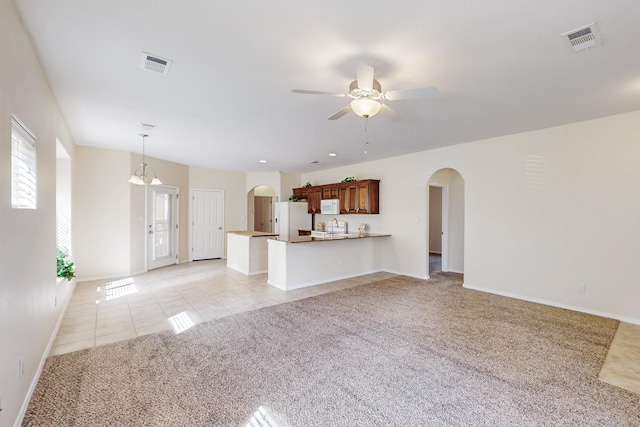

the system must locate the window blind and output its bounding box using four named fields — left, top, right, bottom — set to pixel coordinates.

left=11, top=117, right=37, bottom=209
